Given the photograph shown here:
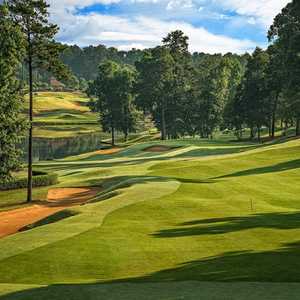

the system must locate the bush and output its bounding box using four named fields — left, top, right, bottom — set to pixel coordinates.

left=0, top=170, right=58, bottom=191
